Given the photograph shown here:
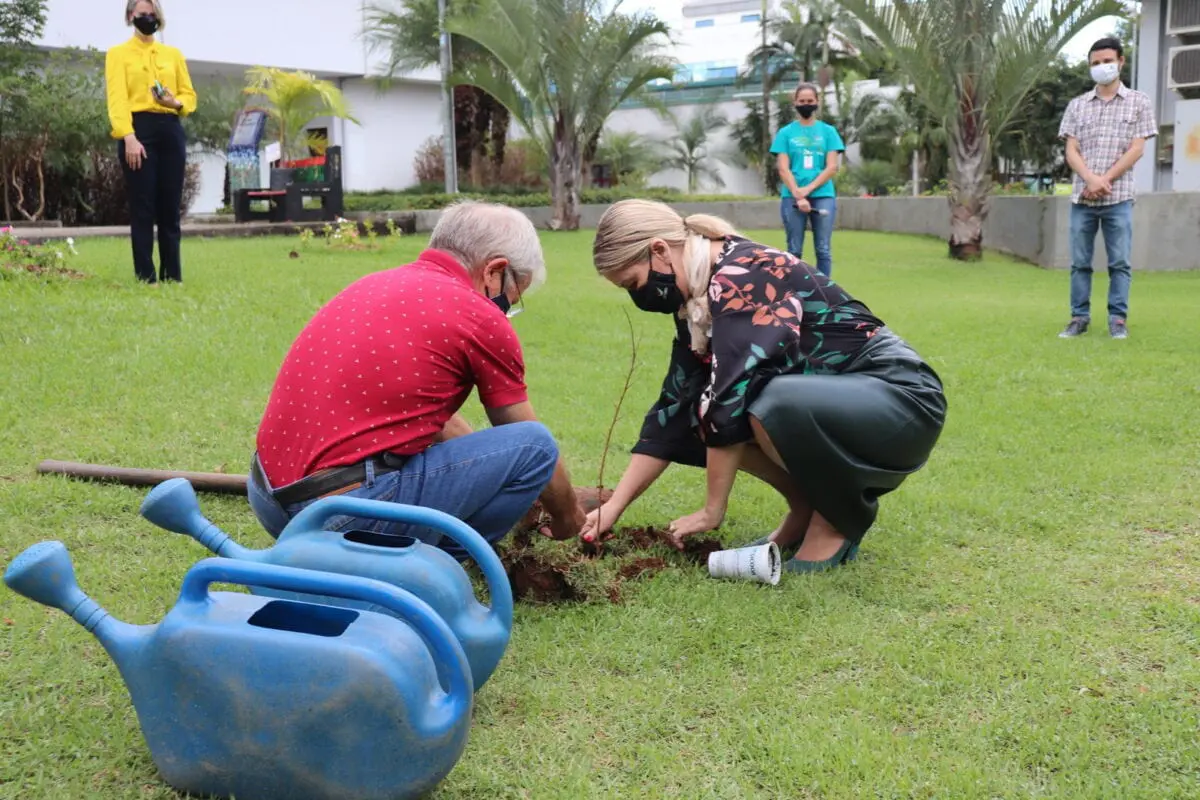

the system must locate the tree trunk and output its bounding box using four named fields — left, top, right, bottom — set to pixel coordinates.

left=946, top=95, right=989, bottom=261
left=549, top=126, right=581, bottom=231
left=489, top=102, right=510, bottom=170
left=453, top=86, right=479, bottom=176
